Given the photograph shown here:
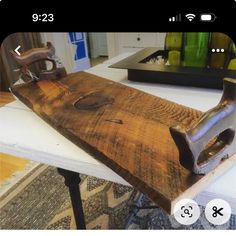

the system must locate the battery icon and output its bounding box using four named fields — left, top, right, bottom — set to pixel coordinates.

left=200, top=13, right=216, bottom=22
